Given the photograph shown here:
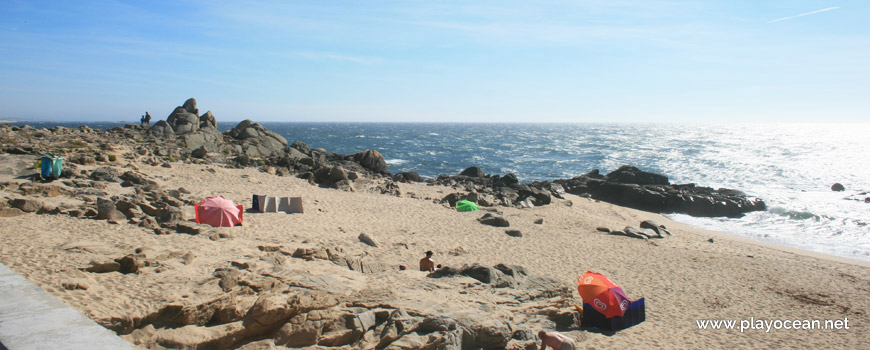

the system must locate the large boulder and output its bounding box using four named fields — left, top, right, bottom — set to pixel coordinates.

left=605, top=165, right=669, bottom=185
left=199, top=111, right=216, bottom=129
left=350, top=150, right=388, bottom=174
left=460, top=166, right=485, bottom=177
left=228, top=120, right=288, bottom=157
left=393, top=171, right=423, bottom=183
left=96, top=198, right=127, bottom=223
left=10, top=198, right=42, bottom=213
left=148, top=120, right=175, bottom=139
left=551, top=167, right=765, bottom=218
left=182, top=98, right=199, bottom=115
left=495, top=173, right=518, bottom=185
left=290, top=141, right=311, bottom=155
left=182, top=129, right=222, bottom=153
left=90, top=167, right=121, bottom=183
left=166, top=98, right=201, bottom=134
left=478, top=213, right=510, bottom=227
